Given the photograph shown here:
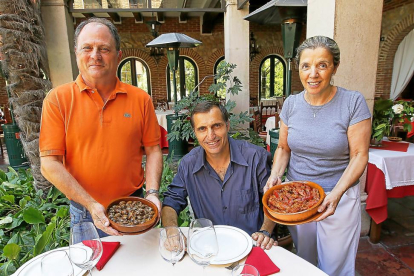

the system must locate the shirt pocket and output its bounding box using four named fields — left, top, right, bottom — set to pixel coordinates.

left=237, top=188, right=258, bottom=214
